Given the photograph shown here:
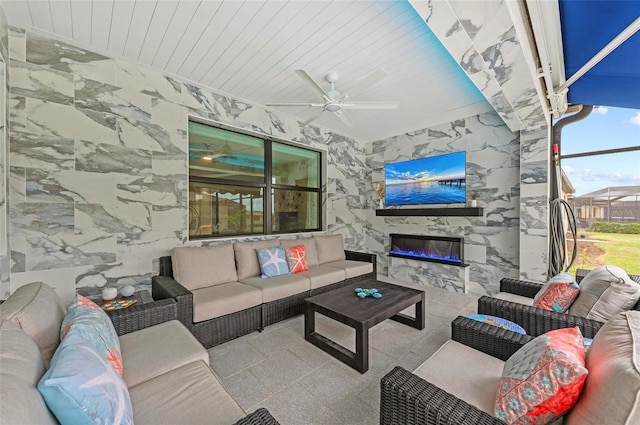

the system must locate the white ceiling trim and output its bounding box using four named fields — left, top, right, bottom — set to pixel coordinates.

left=525, top=0, right=567, bottom=119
